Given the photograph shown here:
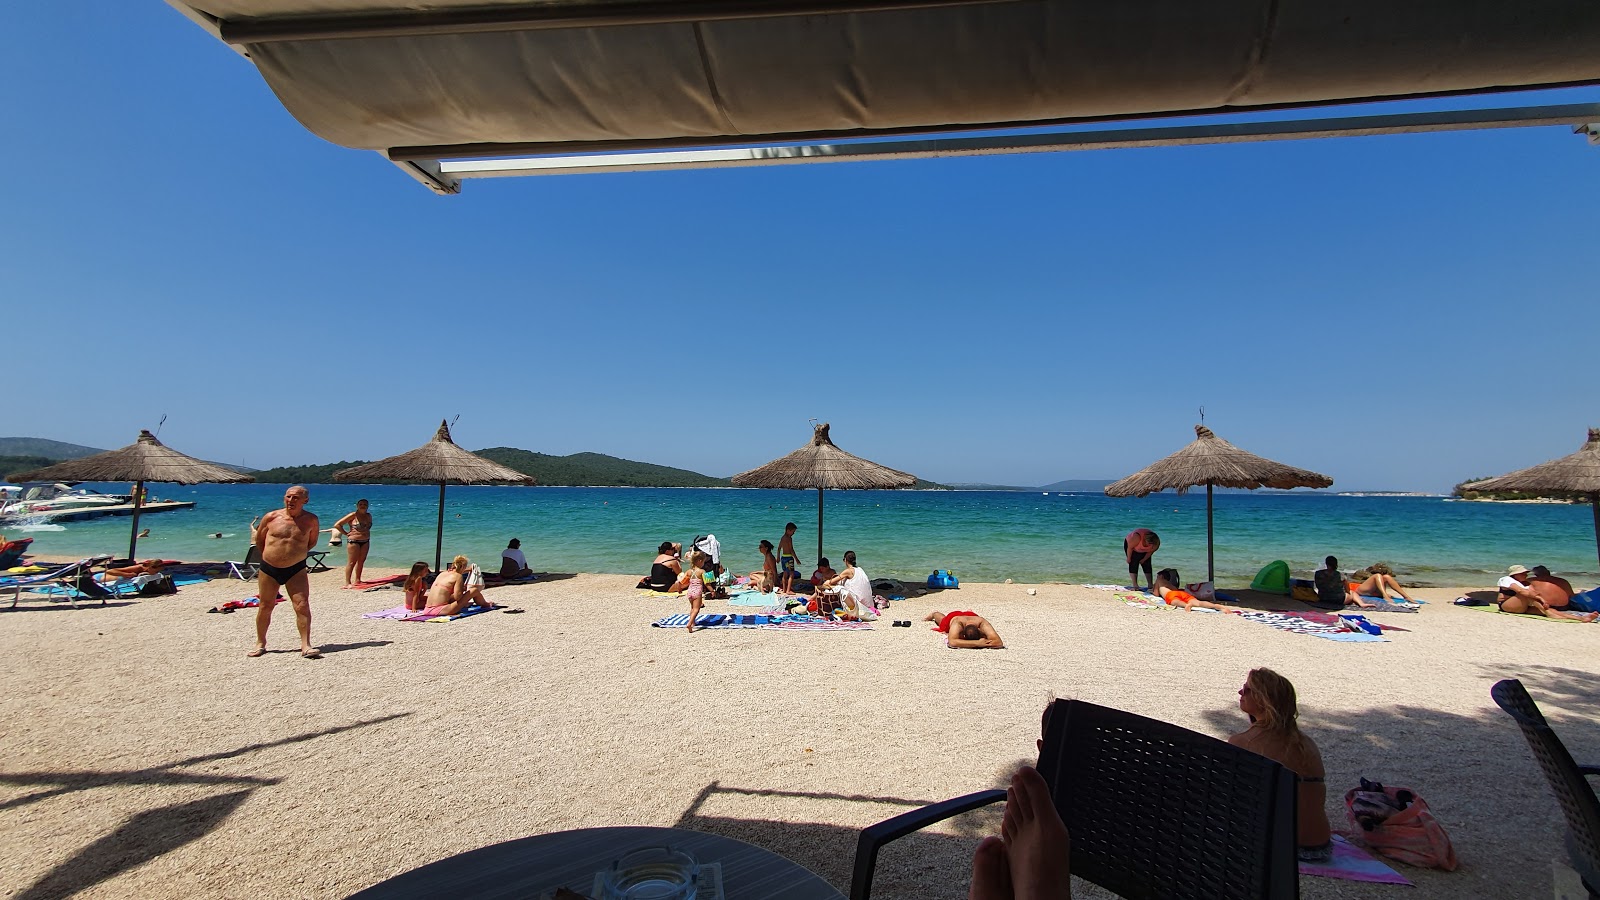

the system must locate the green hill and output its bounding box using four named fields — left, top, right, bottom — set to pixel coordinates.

left=1, top=455, right=61, bottom=481
left=251, top=449, right=730, bottom=487
left=476, top=448, right=729, bottom=487
left=0, top=438, right=105, bottom=459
